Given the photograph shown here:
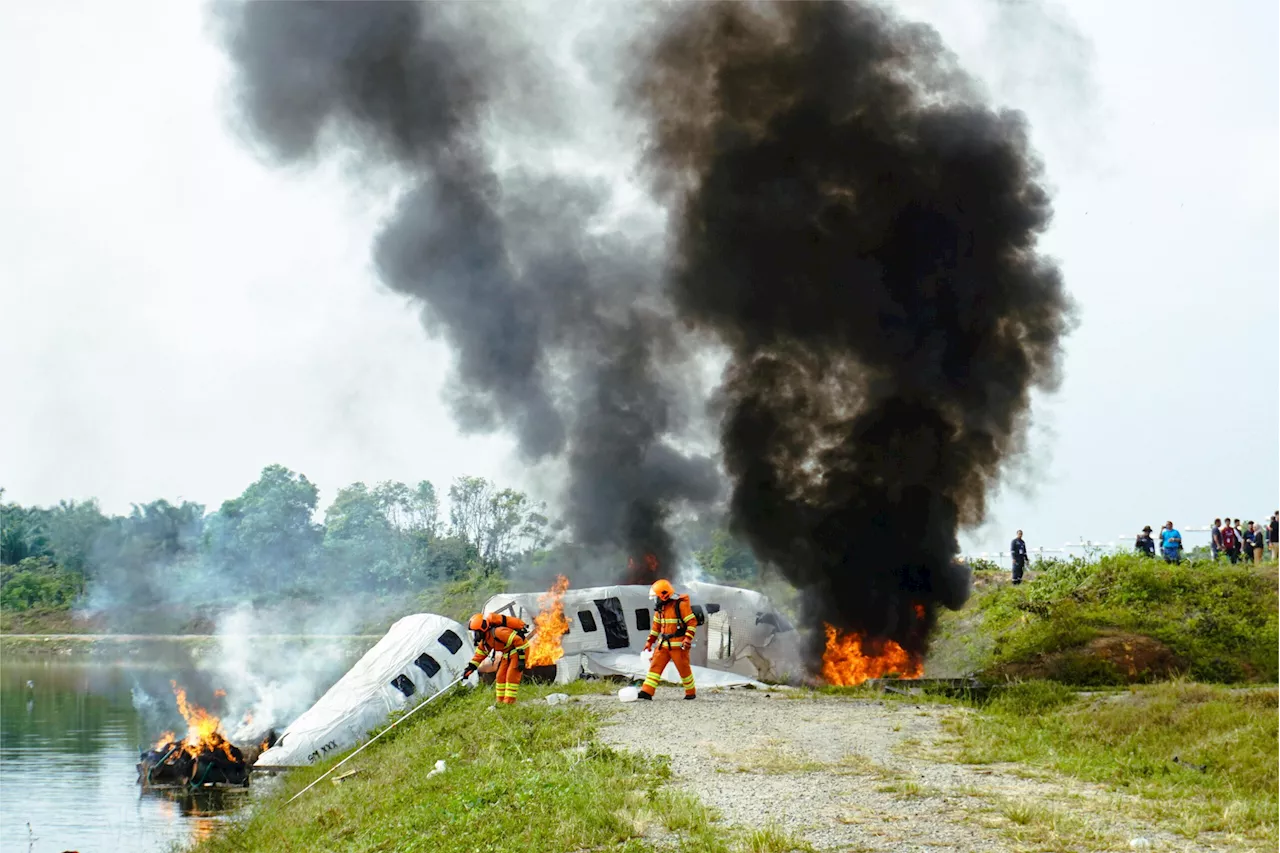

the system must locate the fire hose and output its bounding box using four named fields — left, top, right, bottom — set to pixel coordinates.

left=286, top=674, right=465, bottom=806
